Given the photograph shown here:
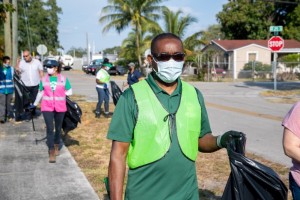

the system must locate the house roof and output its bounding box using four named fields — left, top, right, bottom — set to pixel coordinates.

left=210, top=39, right=300, bottom=51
